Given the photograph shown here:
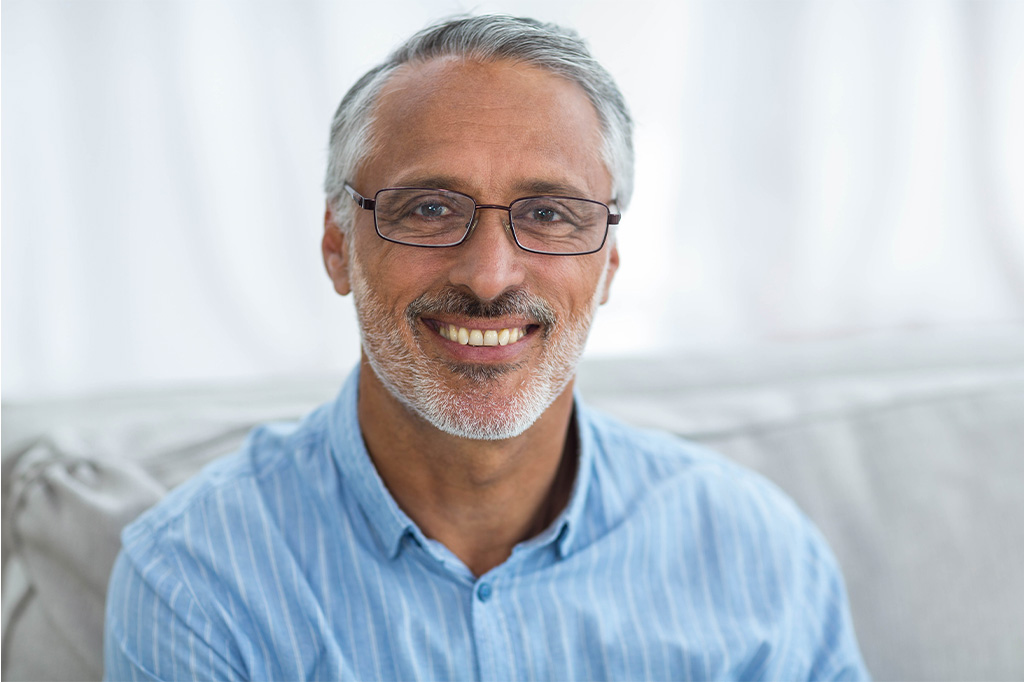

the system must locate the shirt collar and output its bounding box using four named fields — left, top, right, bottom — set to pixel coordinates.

left=325, top=364, right=596, bottom=562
